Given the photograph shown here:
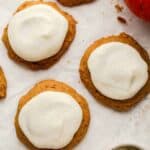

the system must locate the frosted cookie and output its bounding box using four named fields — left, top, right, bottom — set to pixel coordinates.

left=80, top=33, right=150, bottom=111
left=2, top=1, right=76, bottom=70
left=58, top=0, right=94, bottom=6
left=15, top=80, right=90, bottom=150
left=0, top=67, right=7, bottom=99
